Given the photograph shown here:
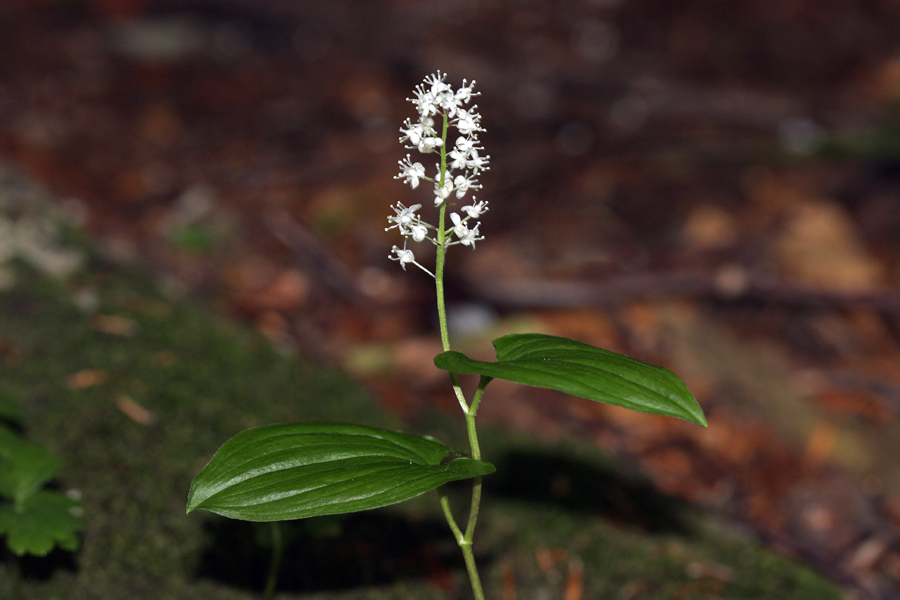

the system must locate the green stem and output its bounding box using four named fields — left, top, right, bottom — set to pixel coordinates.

left=438, top=480, right=485, bottom=600
left=263, top=522, right=283, bottom=600
left=433, top=111, right=487, bottom=600
left=434, top=113, right=469, bottom=413
left=459, top=539, right=486, bottom=600
left=463, top=377, right=490, bottom=540
left=437, top=485, right=464, bottom=541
